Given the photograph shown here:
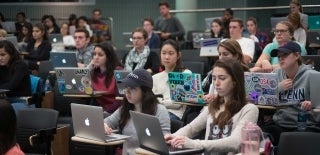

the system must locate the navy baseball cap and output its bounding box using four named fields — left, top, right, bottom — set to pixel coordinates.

left=121, top=69, right=153, bottom=89
left=270, top=41, right=301, bottom=57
